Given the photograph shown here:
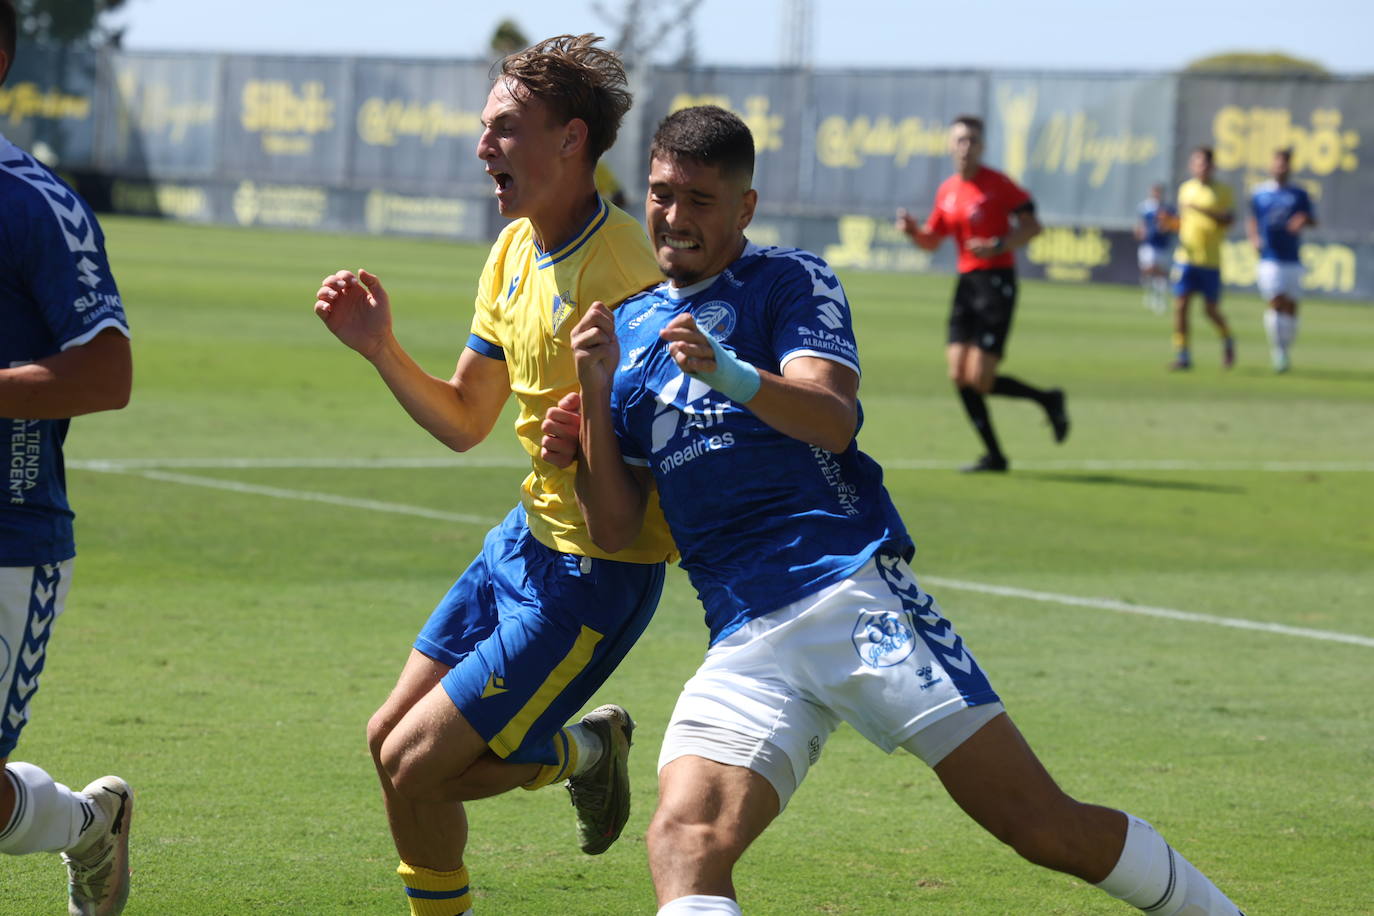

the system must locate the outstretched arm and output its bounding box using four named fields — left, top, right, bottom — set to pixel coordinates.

left=568, top=302, right=653, bottom=553
left=315, top=269, right=508, bottom=452
left=896, top=208, right=943, bottom=251
left=0, top=328, right=131, bottom=419
left=661, top=314, right=859, bottom=455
